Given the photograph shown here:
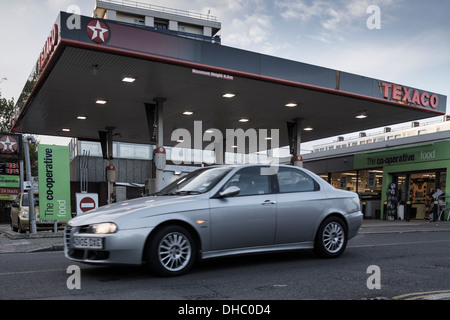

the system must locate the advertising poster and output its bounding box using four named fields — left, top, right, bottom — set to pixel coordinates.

left=38, top=145, right=71, bottom=221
